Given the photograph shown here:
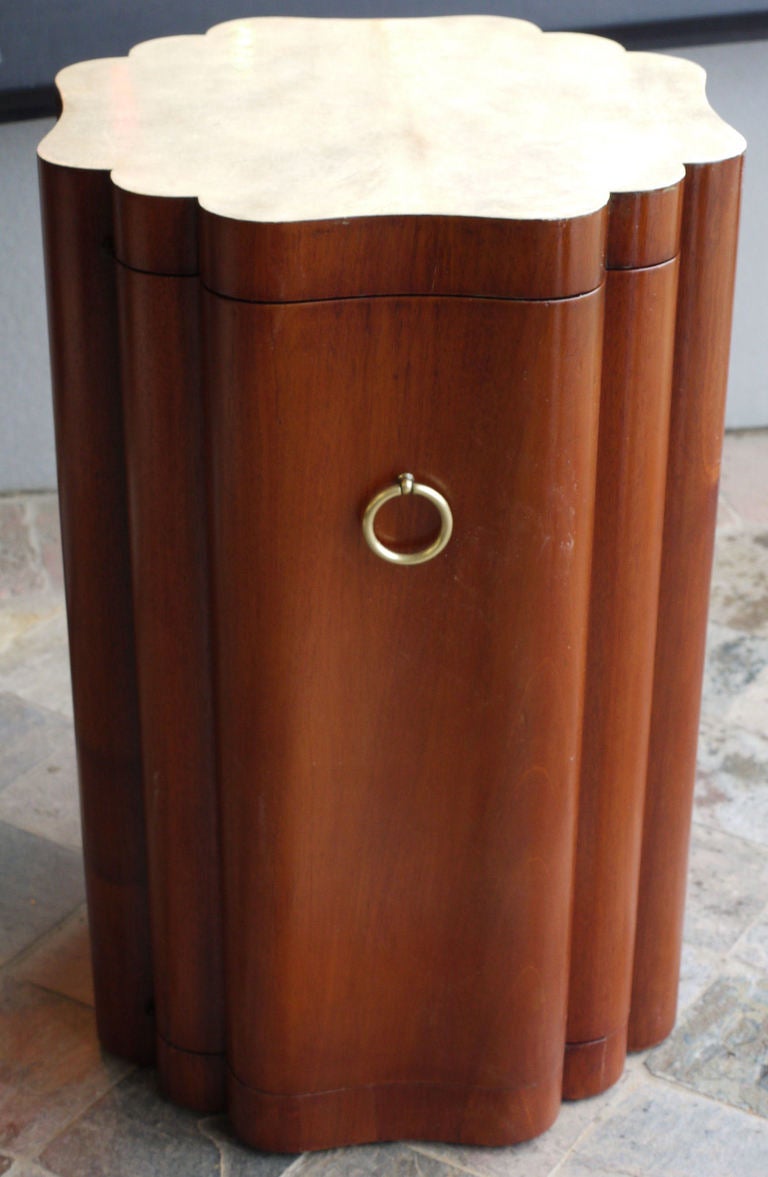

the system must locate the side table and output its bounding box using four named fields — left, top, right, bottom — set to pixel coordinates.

left=38, top=16, right=745, bottom=1152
